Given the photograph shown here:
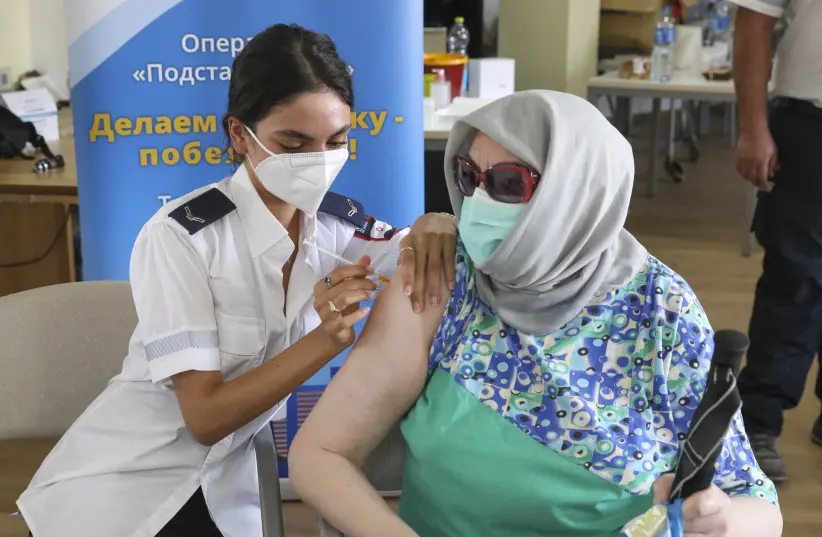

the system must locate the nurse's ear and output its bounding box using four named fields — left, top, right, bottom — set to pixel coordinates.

left=224, top=116, right=251, bottom=160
